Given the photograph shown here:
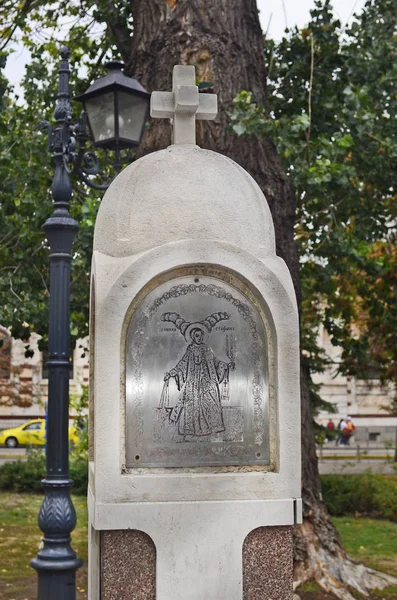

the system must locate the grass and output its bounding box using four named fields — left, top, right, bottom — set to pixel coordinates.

left=334, top=516, right=397, bottom=579
left=0, top=492, right=88, bottom=599
left=1, top=493, right=397, bottom=599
